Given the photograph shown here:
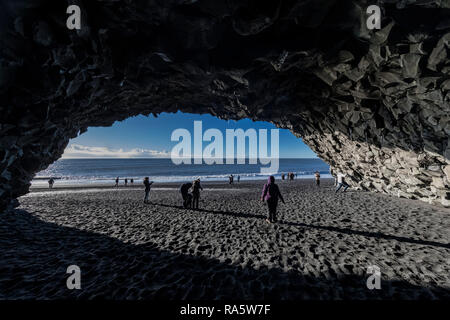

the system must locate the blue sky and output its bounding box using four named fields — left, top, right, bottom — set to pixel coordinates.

left=63, top=112, right=317, bottom=159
